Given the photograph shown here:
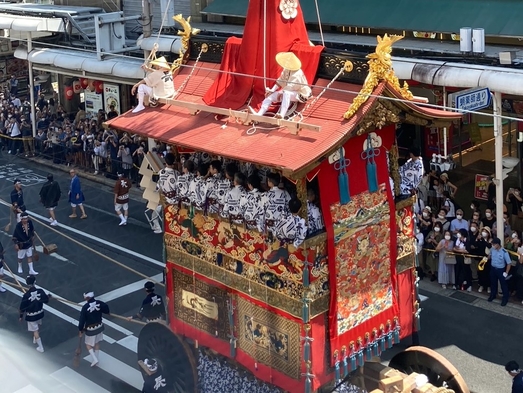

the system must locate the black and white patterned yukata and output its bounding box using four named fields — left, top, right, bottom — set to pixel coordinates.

left=222, top=185, right=246, bottom=223
left=261, top=187, right=291, bottom=233
left=307, top=201, right=324, bottom=235
left=176, top=173, right=194, bottom=206
left=274, top=212, right=308, bottom=248
left=206, top=175, right=231, bottom=214
left=157, top=167, right=179, bottom=205
left=240, top=188, right=264, bottom=231
left=189, top=175, right=209, bottom=210
left=399, top=157, right=424, bottom=195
